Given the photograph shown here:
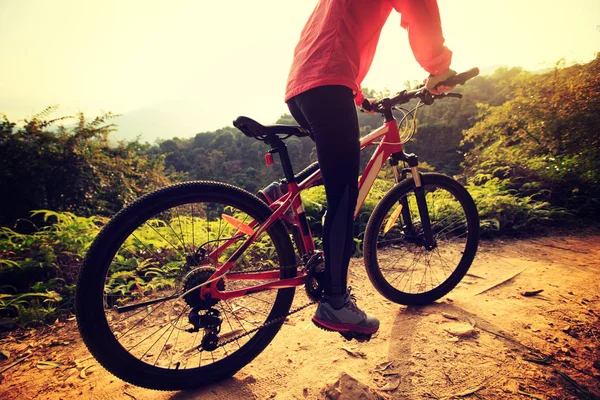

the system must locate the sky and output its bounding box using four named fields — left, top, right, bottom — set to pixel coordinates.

left=1, top=0, right=599, bottom=141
